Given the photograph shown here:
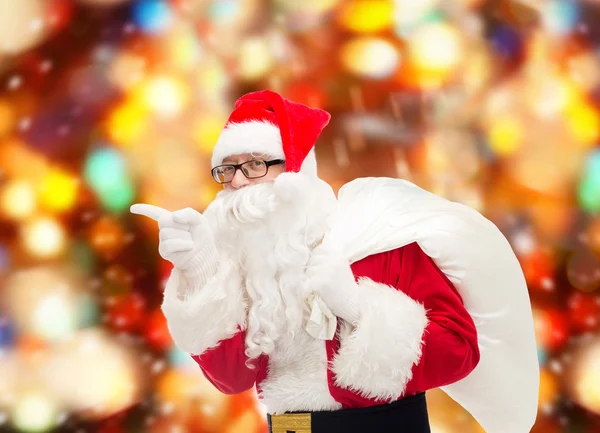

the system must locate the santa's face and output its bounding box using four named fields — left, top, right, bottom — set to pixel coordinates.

left=203, top=169, right=337, bottom=358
